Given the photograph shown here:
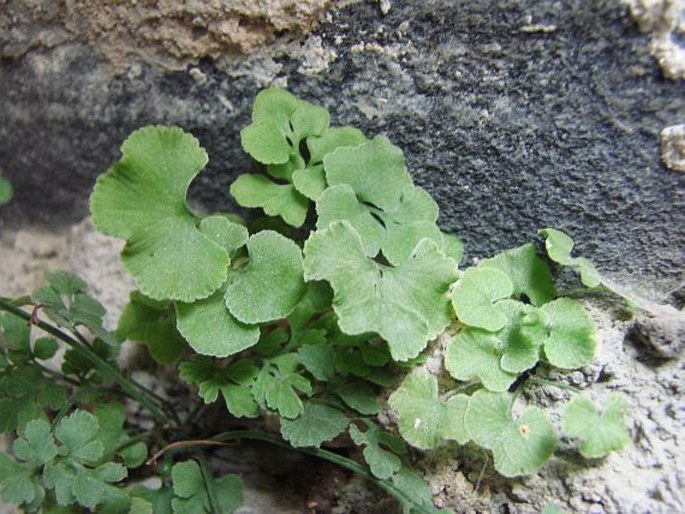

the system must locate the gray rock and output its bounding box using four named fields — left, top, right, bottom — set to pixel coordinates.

left=631, top=309, right=685, bottom=358
left=660, top=123, right=685, bottom=172
left=422, top=300, right=685, bottom=513
left=1, top=0, right=683, bottom=293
